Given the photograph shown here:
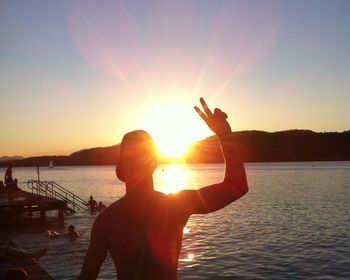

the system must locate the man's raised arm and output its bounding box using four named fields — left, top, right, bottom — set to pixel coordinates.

left=174, top=98, right=248, bottom=214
